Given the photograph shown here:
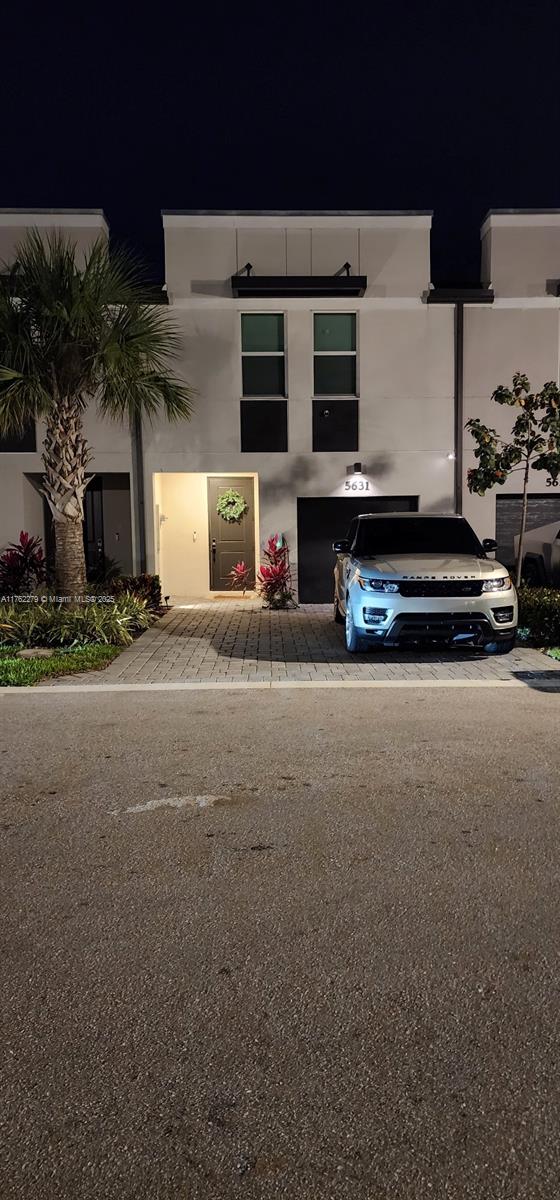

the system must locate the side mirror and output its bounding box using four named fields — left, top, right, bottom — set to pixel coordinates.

left=333, top=539, right=350, bottom=554
left=482, top=537, right=497, bottom=553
